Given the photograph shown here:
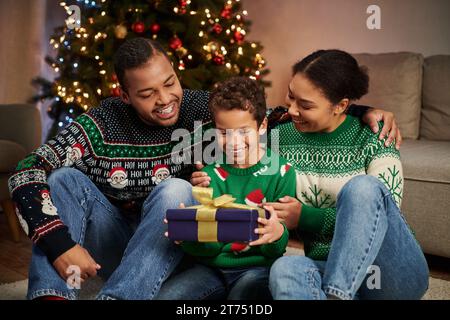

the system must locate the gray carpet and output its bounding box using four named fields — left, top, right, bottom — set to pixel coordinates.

left=1, top=276, right=449, bottom=300
left=1, top=248, right=448, bottom=300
